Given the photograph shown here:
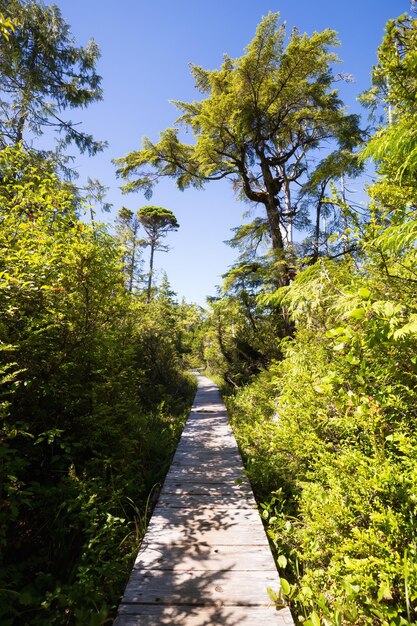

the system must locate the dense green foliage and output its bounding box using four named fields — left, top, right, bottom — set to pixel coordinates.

left=0, top=148, right=196, bottom=624
left=227, top=257, right=417, bottom=625
left=0, top=8, right=199, bottom=621
left=203, top=261, right=285, bottom=386
left=3, top=3, right=417, bottom=626
left=201, top=10, right=417, bottom=626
